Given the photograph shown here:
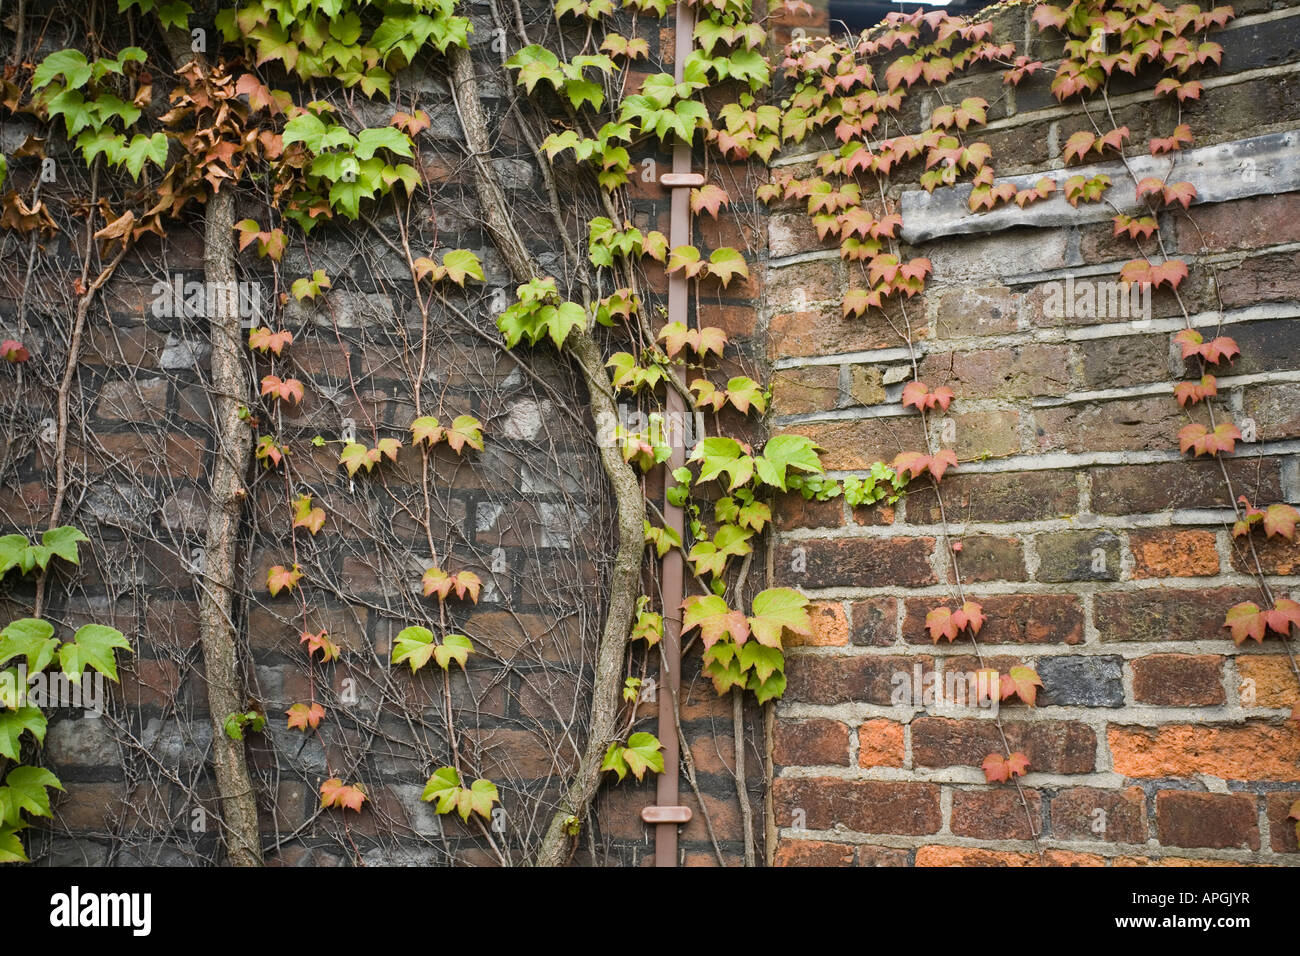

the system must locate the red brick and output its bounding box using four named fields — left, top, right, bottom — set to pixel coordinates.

left=774, top=777, right=942, bottom=835
left=1265, top=791, right=1300, bottom=853
left=785, top=654, right=932, bottom=706
left=1050, top=786, right=1148, bottom=844
left=850, top=597, right=899, bottom=646
left=1155, top=791, right=1259, bottom=850
left=905, top=470, right=1078, bottom=524
left=1131, top=655, right=1225, bottom=706
left=1095, top=587, right=1257, bottom=643
left=912, top=717, right=1096, bottom=774
left=951, top=787, right=1042, bottom=840
left=773, top=719, right=851, bottom=767
left=904, top=594, right=1084, bottom=645
left=773, top=839, right=855, bottom=866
